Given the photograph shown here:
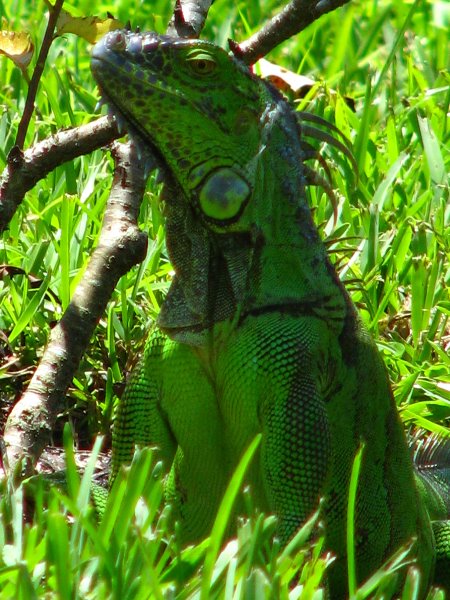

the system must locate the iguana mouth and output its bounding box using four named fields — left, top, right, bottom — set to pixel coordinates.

left=91, top=31, right=184, bottom=185
left=92, top=83, right=168, bottom=184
